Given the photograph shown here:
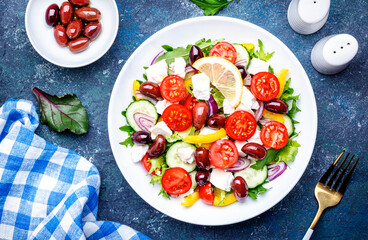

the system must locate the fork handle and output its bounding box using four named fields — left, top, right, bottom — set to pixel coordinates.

left=302, top=228, right=314, bottom=240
